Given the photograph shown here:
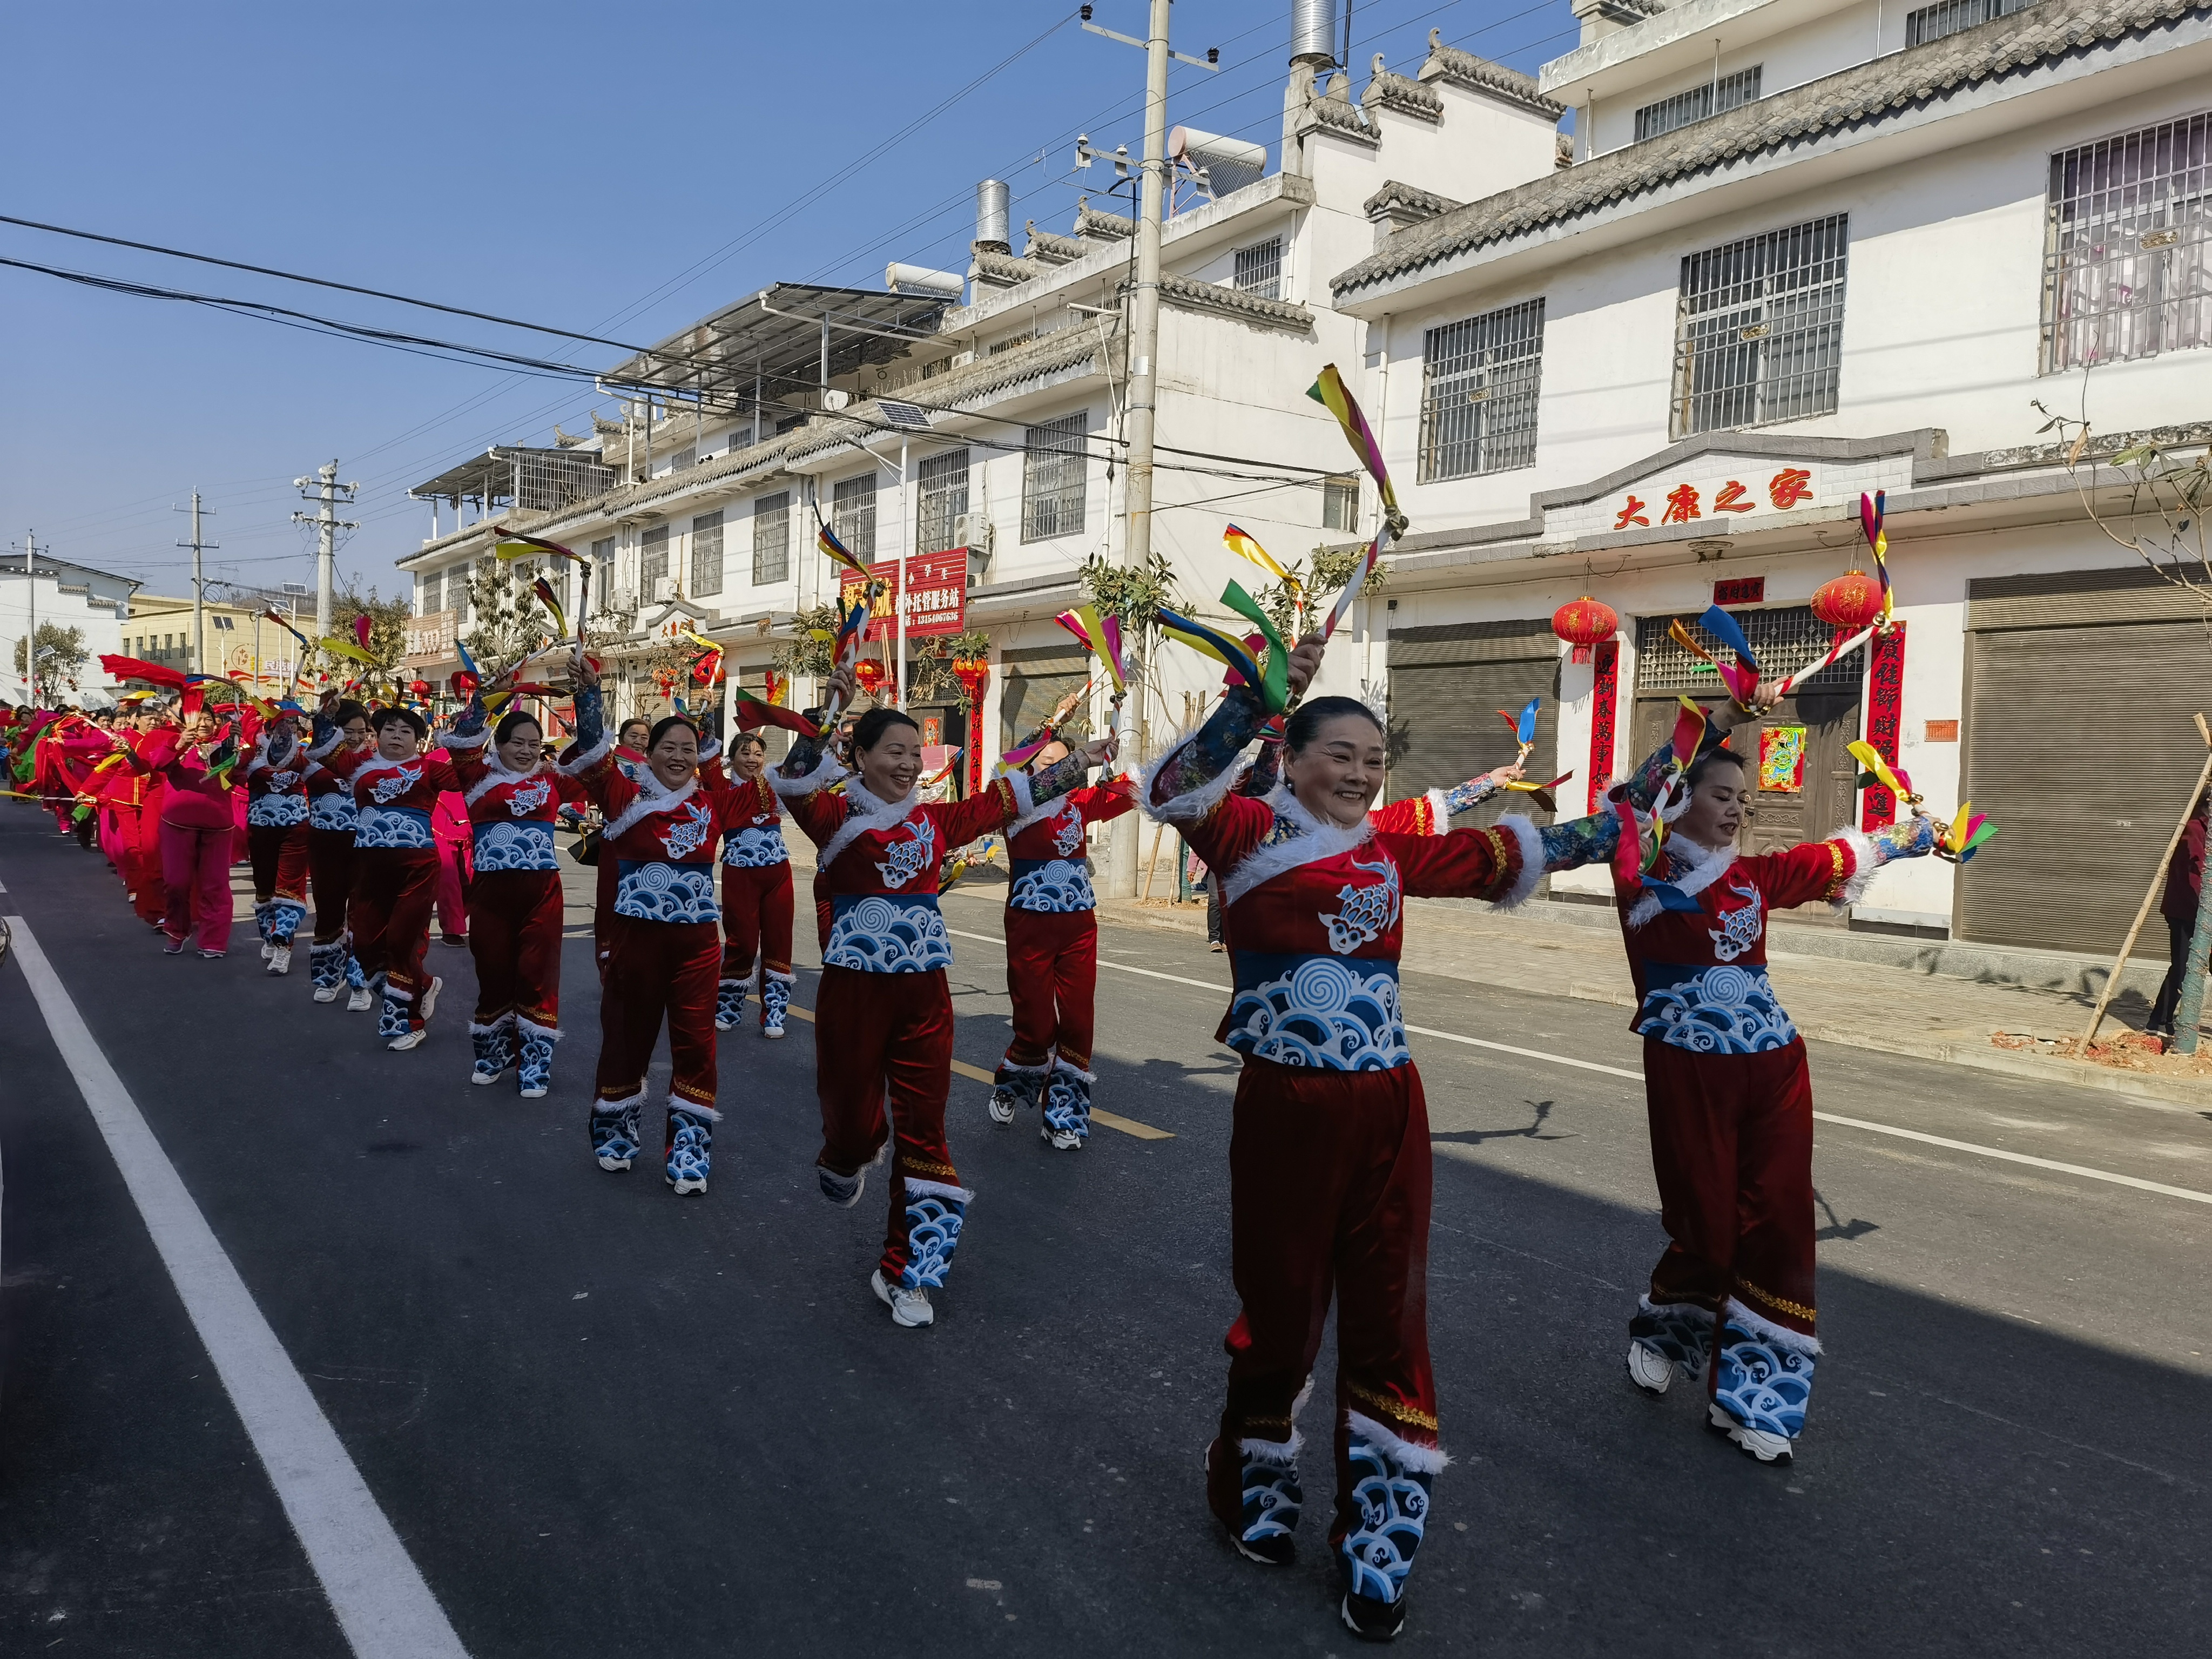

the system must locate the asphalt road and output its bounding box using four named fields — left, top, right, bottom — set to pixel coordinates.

left=1, top=810, right=2207, bottom=1657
